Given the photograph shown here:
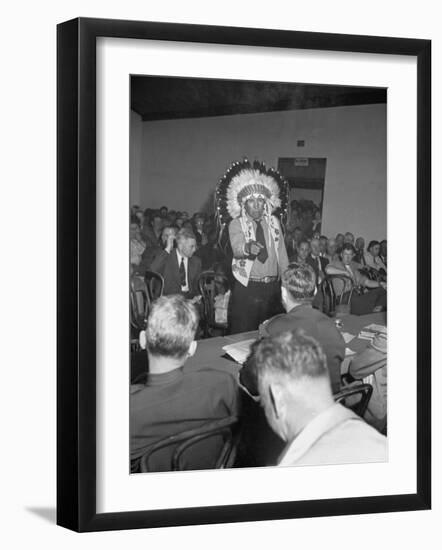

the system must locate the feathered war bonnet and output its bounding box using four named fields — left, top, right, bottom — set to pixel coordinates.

left=215, top=159, right=289, bottom=225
